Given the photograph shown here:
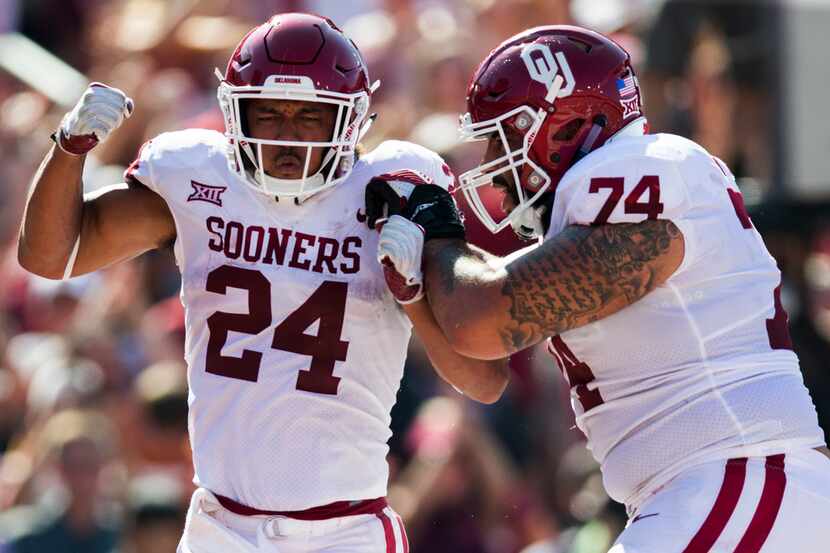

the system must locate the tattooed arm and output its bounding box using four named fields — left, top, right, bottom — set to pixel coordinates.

left=423, top=220, right=685, bottom=359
